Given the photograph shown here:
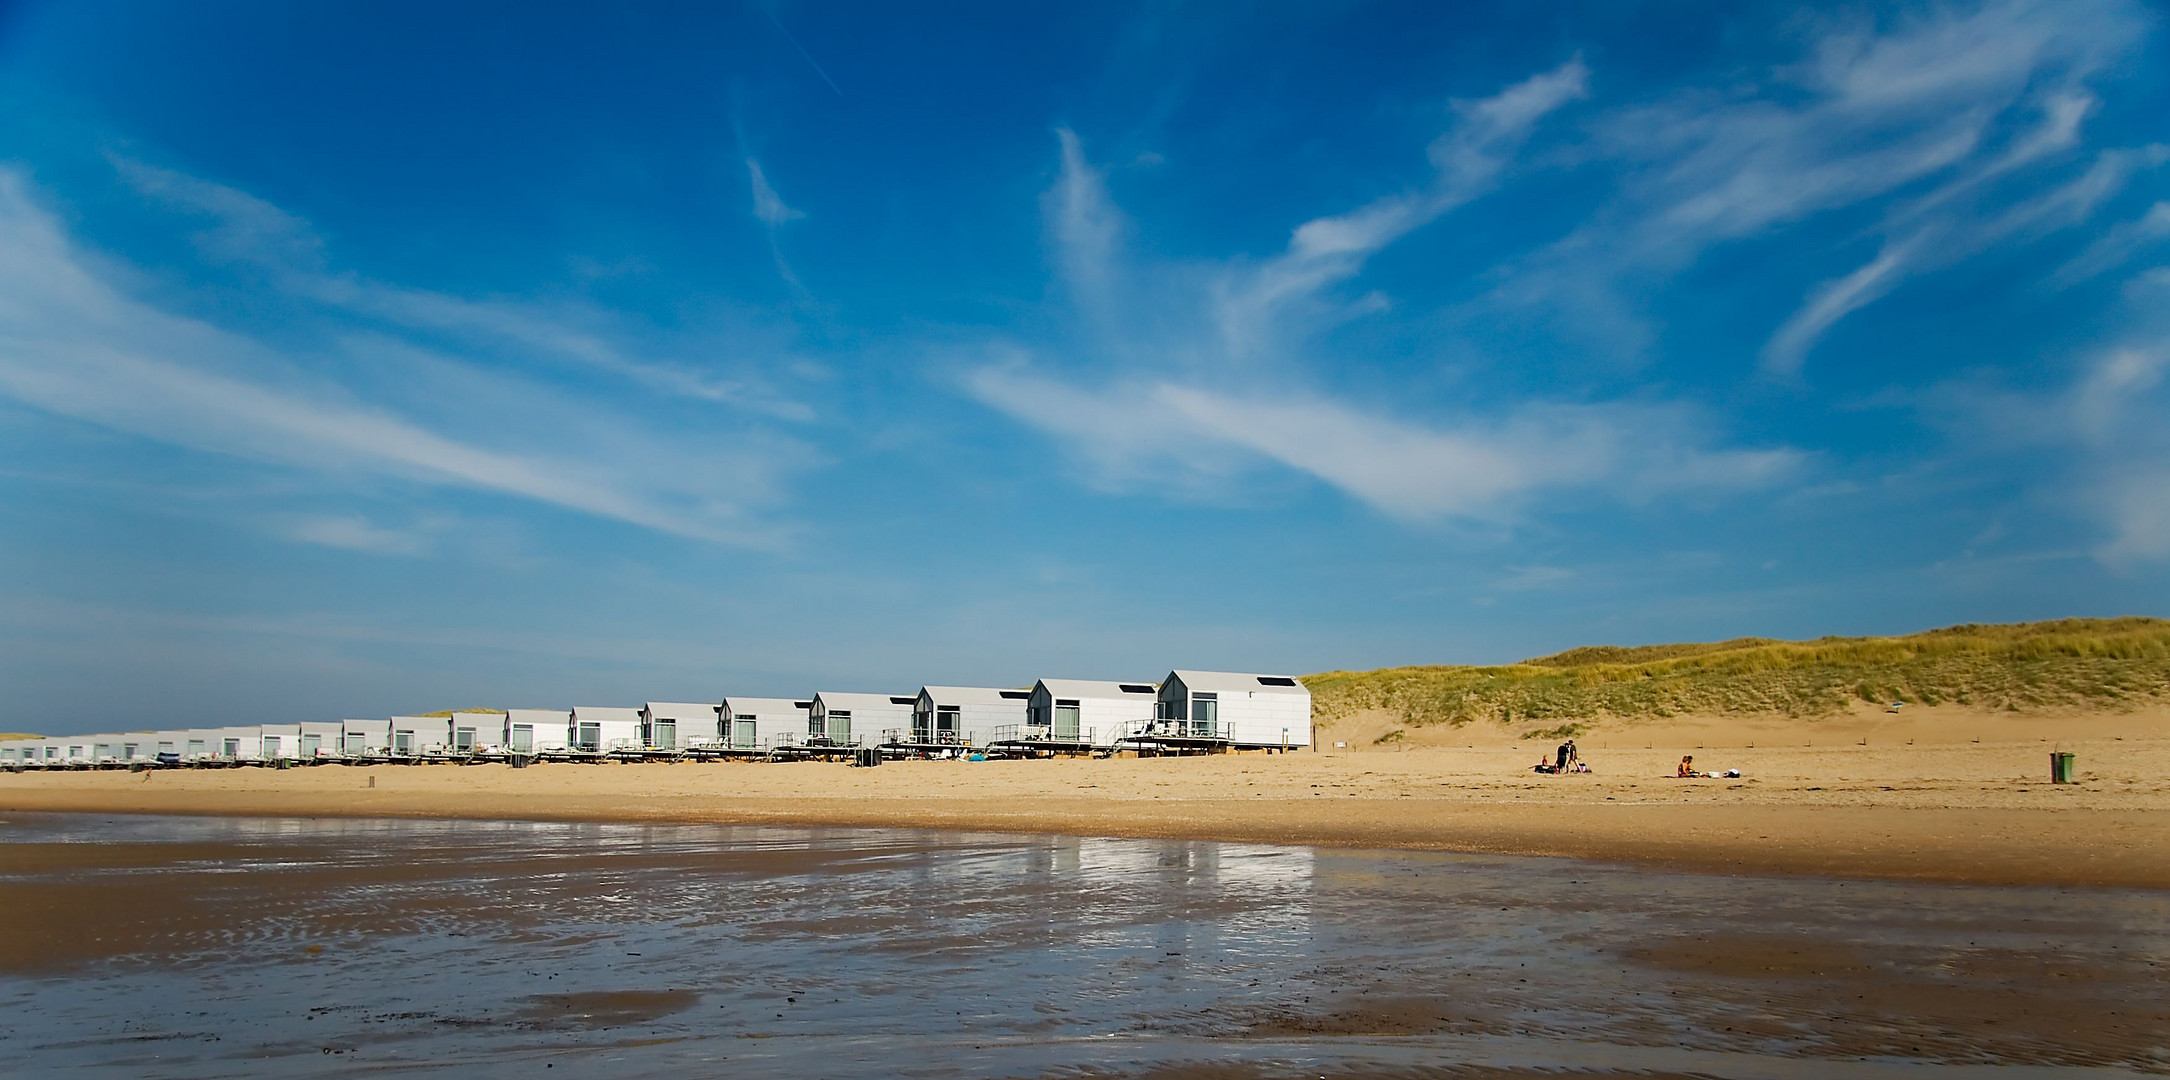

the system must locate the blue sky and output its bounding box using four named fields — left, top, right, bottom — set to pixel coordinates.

left=3, top=1, right=2168, bottom=731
